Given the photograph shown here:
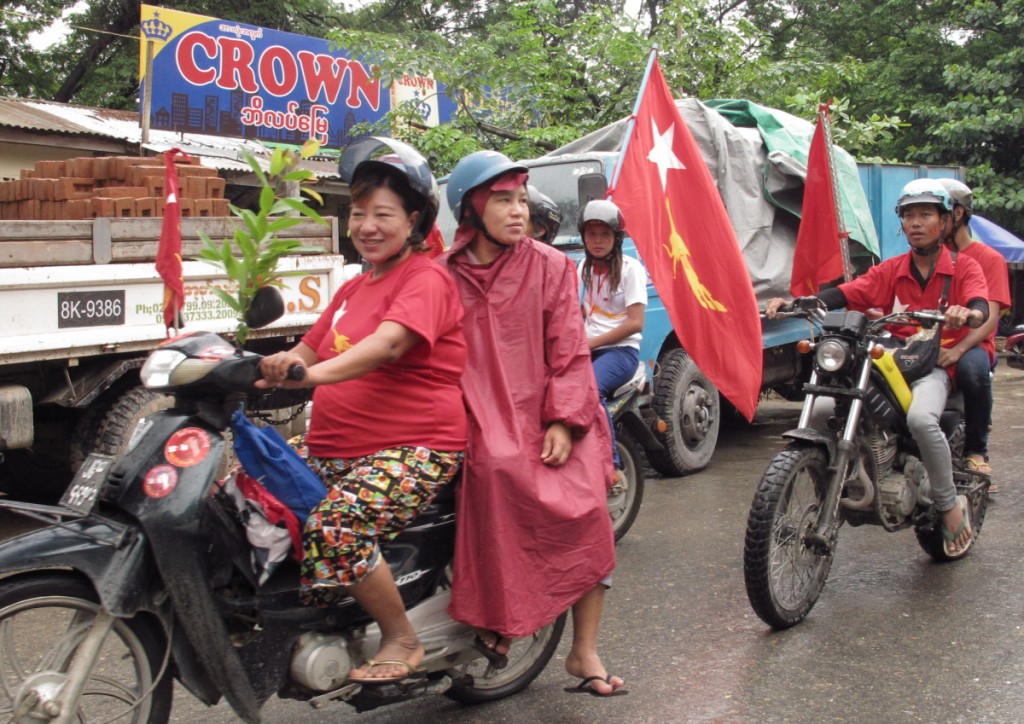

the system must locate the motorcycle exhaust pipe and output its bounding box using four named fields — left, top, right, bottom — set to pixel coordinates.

left=840, top=465, right=875, bottom=511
